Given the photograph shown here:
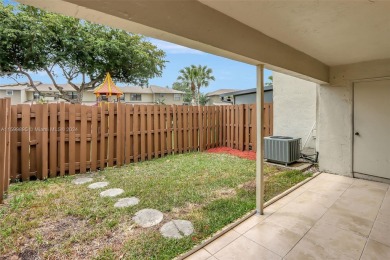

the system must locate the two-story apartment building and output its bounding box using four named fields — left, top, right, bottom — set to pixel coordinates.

left=0, top=84, right=29, bottom=105
left=0, top=83, right=185, bottom=105
left=205, top=89, right=237, bottom=105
